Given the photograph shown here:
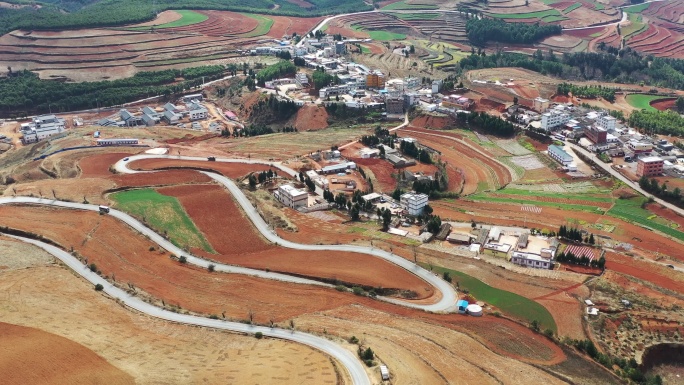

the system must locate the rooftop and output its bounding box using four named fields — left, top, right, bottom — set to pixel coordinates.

left=640, top=156, right=663, bottom=163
